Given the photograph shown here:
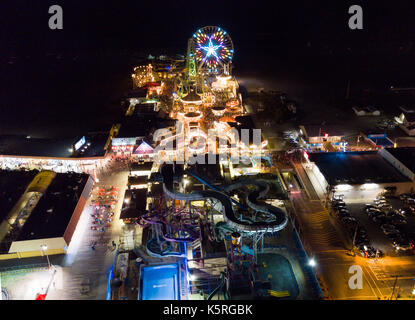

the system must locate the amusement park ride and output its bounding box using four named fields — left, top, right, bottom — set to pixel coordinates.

left=134, top=27, right=290, bottom=300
